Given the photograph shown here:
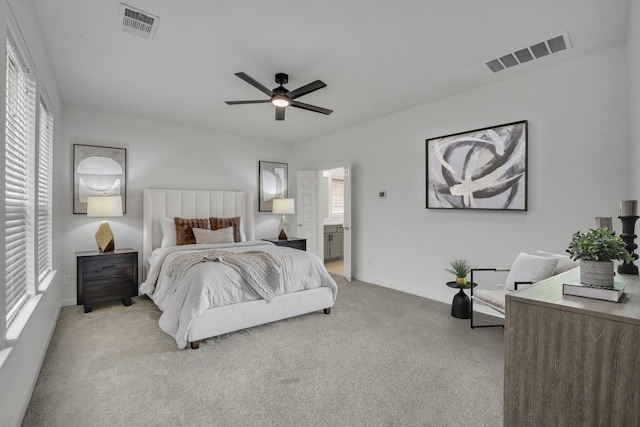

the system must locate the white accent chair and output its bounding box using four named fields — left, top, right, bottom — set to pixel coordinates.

left=469, top=251, right=578, bottom=328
